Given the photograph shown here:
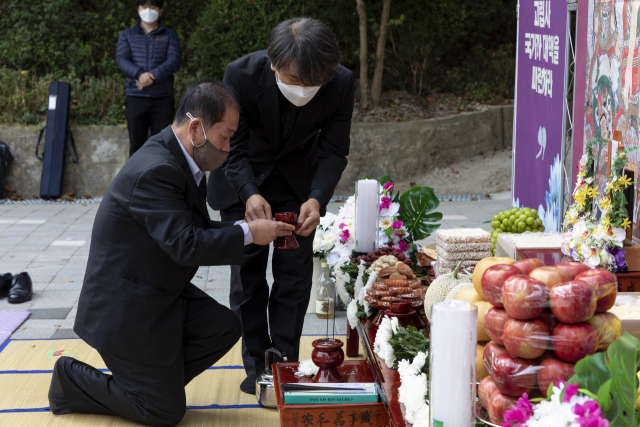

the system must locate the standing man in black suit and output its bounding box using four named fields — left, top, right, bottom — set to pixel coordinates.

left=47, top=80, right=295, bottom=427
left=207, top=18, right=354, bottom=394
